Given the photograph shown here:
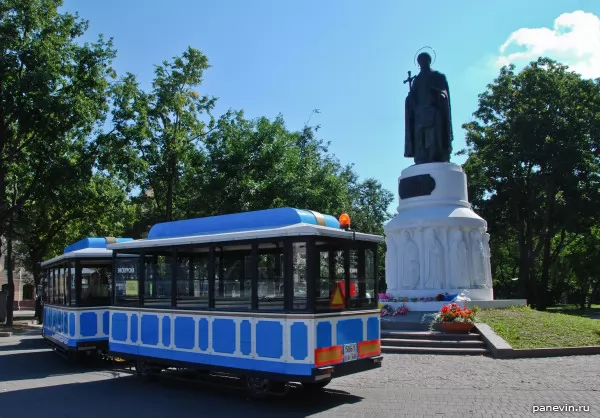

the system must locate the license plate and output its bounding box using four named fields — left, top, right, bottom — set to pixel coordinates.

left=343, top=343, right=358, bottom=362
